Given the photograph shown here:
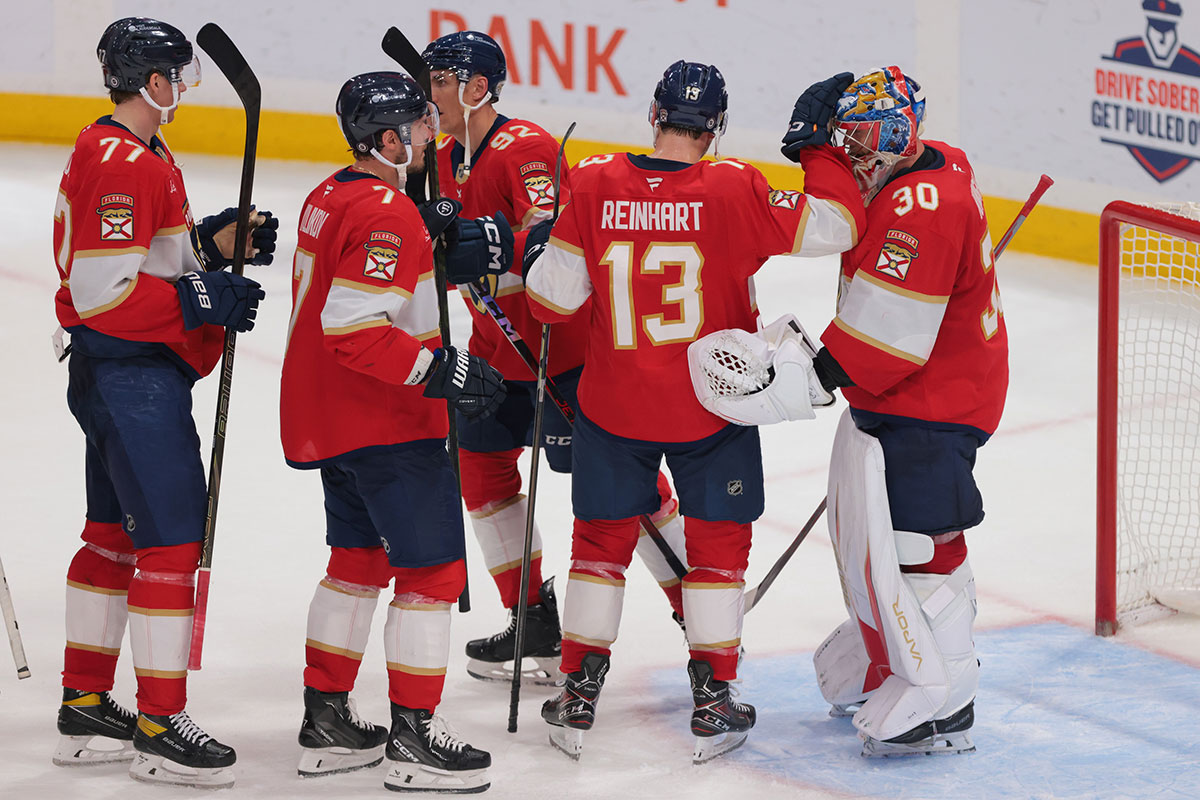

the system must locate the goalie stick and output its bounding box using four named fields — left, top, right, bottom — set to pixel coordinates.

left=744, top=173, right=1055, bottom=612
left=0, top=556, right=30, bottom=679
left=380, top=26, right=472, bottom=612
left=188, top=23, right=260, bottom=670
